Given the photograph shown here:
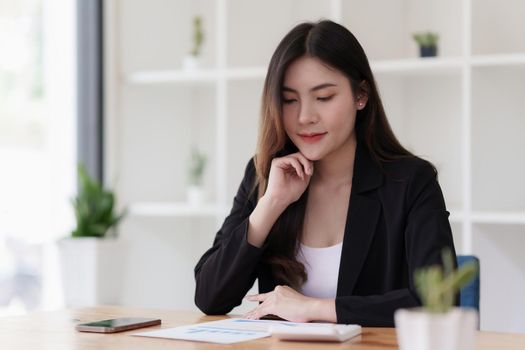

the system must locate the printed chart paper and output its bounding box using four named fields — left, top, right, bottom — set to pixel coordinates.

left=132, top=318, right=289, bottom=344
